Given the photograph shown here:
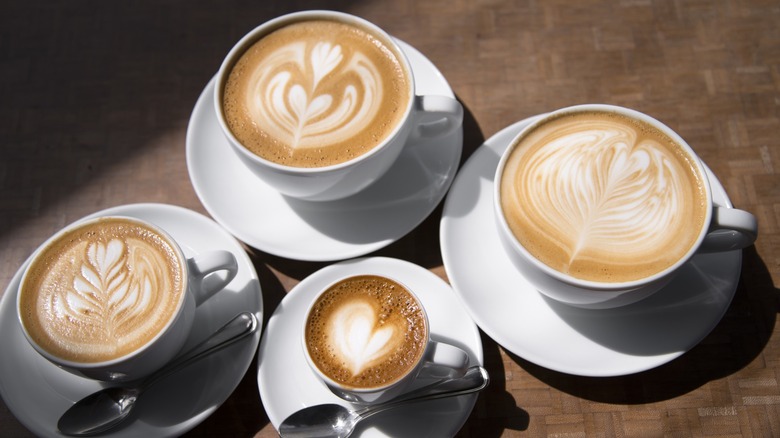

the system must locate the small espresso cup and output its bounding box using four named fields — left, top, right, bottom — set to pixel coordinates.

left=303, top=274, right=469, bottom=404
left=494, top=104, right=758, bottom=309
left=214, top=10, right=463, bottom=201
left=17, top=216, right=238, bottom=381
